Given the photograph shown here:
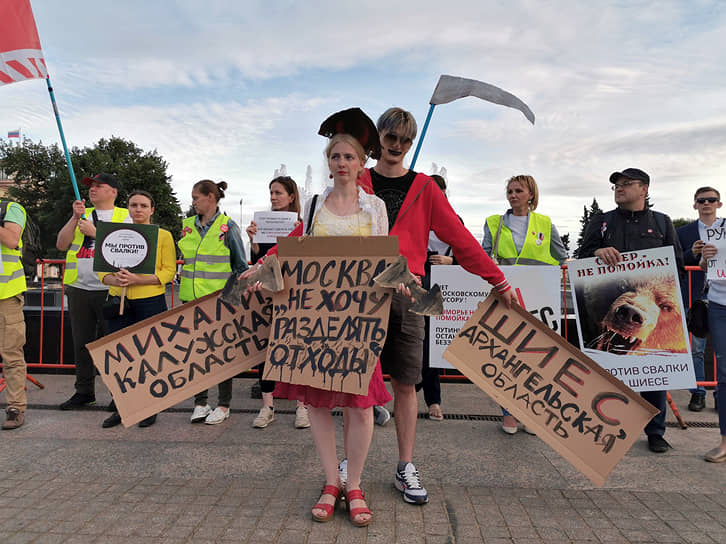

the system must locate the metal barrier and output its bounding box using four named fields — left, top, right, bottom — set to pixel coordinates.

left=17, top=261, right=719, bottom=389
